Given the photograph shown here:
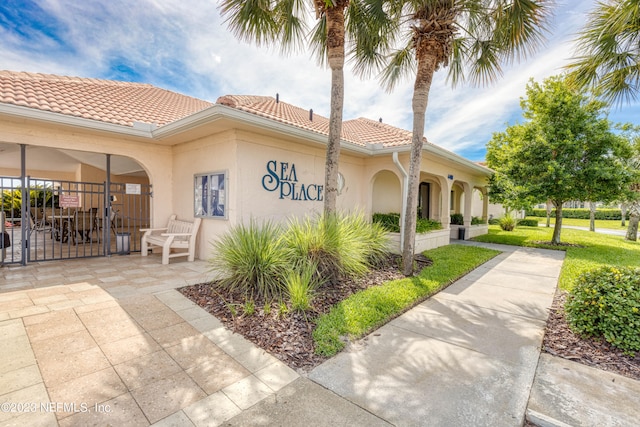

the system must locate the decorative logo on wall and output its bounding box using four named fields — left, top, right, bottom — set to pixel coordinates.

left=261, top=160, right=324, bottom=201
